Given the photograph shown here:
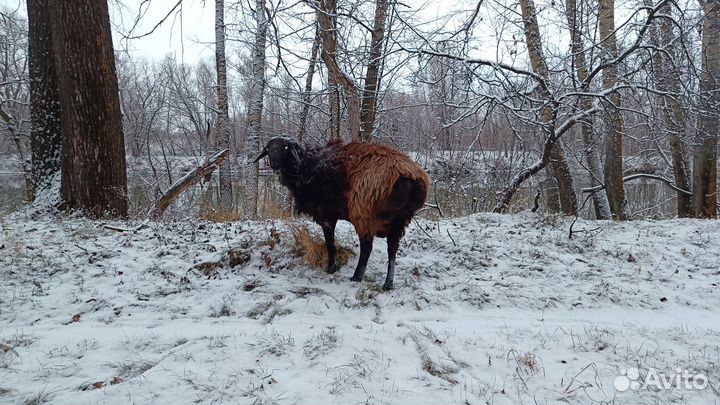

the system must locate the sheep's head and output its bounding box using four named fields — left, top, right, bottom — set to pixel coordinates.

left=253, top=137, right=304, bottom=174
